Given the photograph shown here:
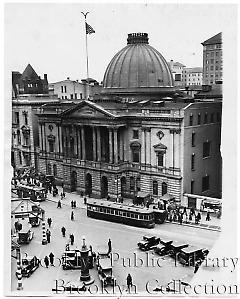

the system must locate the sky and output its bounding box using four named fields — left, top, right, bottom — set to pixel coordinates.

left=4, top=3, right=235, bottom=83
